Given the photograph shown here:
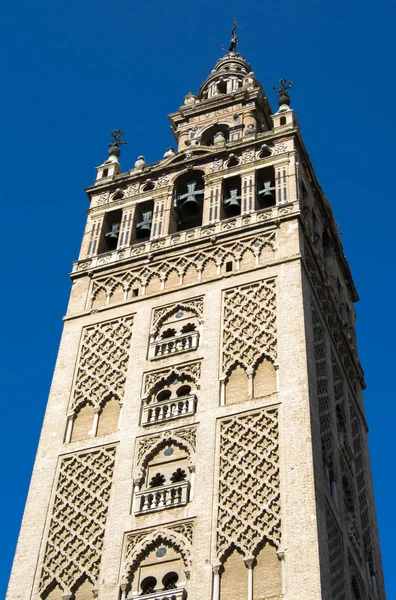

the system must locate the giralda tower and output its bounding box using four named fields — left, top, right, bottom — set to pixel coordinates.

left=7, top=28, right=385, bottom=600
